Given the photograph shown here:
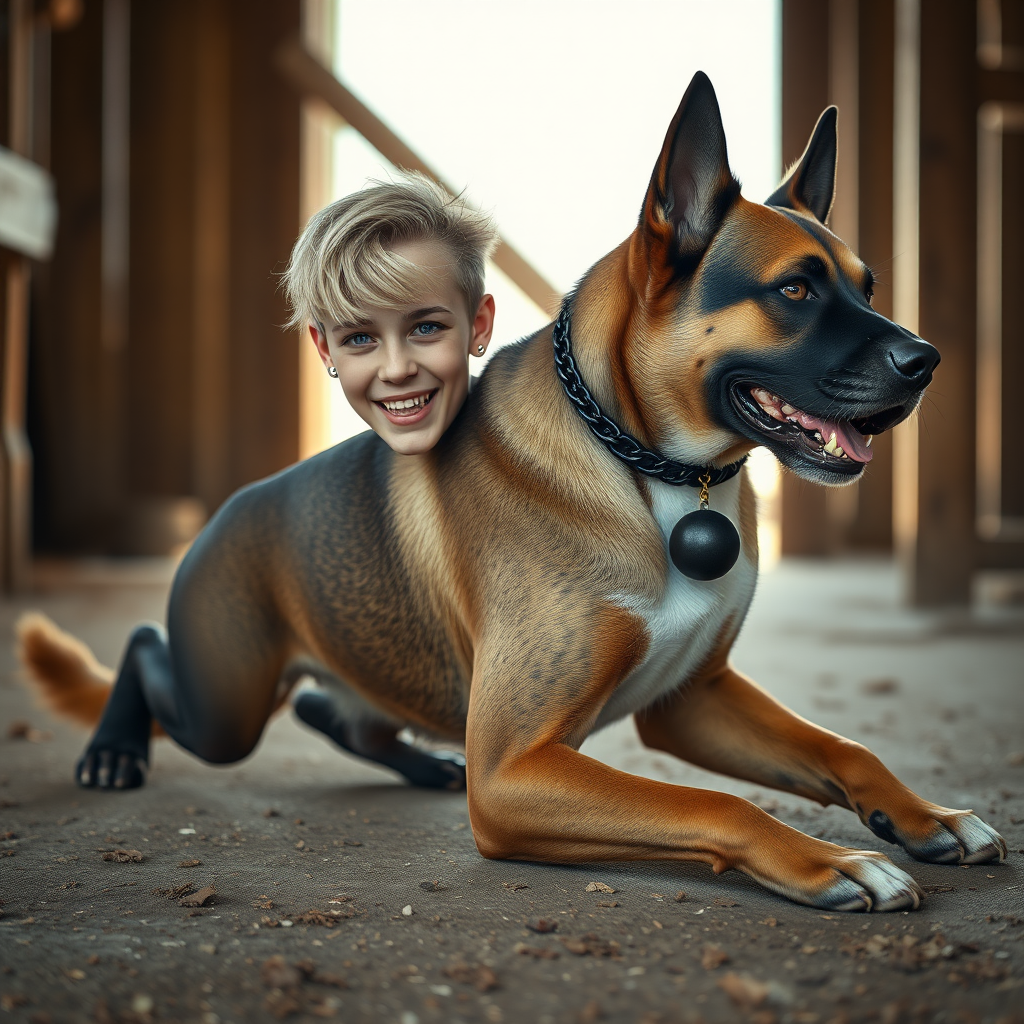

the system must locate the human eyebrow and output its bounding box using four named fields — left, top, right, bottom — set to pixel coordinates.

left=405, top=306, right=452, bottom=320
